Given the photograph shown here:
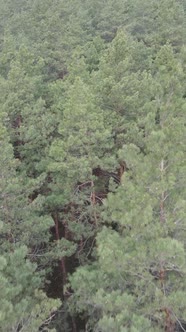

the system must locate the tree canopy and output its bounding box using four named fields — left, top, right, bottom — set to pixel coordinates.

left=0, top=0, right=185, bottom=331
